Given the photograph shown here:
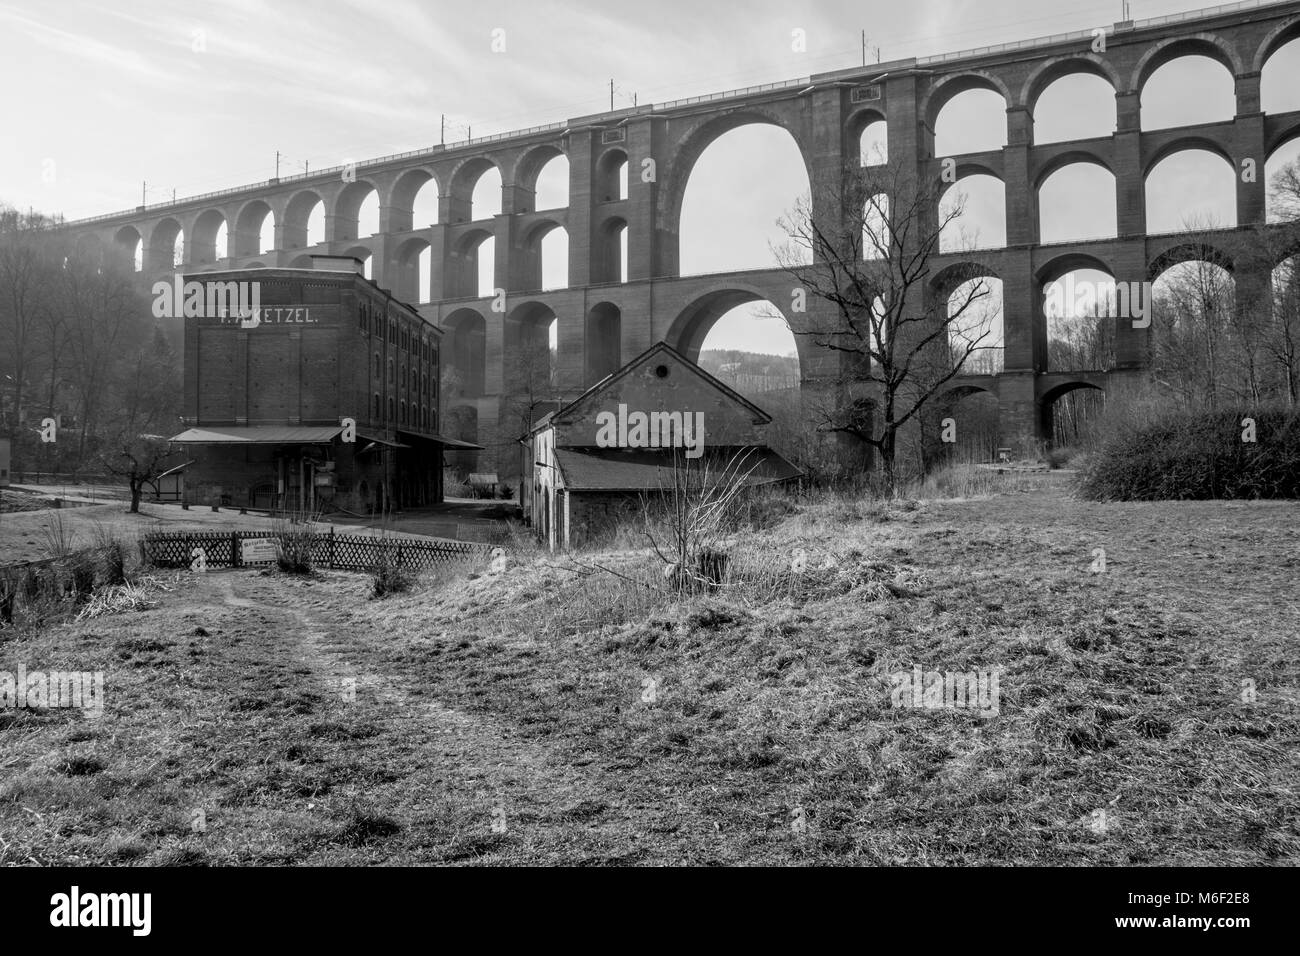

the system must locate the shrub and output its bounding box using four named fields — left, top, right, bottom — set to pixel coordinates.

left=273, top=511, right=319, bottom=574
left=370, top=546, right=413, bottom=599
left=1079, top=406, right=1300, bottom=500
